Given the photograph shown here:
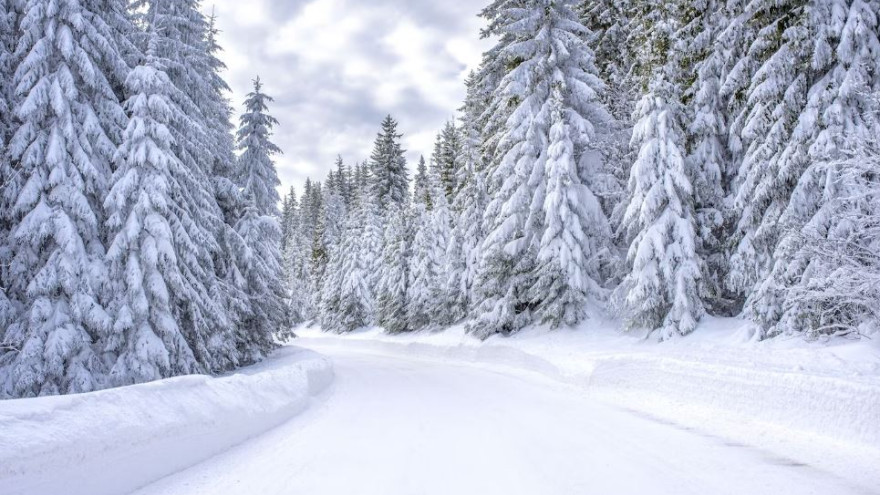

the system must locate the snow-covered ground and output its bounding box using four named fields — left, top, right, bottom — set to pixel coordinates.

left=133, top=335, right=878, bottom=495
left=0, top=347, right=333, bottom=495
left=293, top=318, right=880, bottom=489
left=2, top=319, right=878, bottom=495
